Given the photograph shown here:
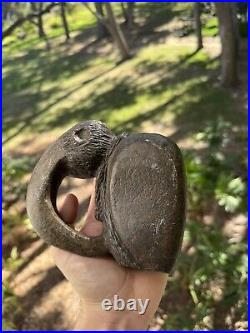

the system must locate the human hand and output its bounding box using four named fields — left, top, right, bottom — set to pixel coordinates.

left=51, top=187, right=167, bottom=330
